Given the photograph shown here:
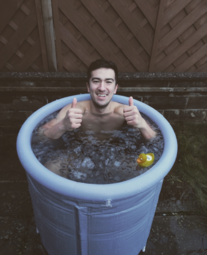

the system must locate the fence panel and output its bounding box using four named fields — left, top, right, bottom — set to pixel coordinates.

left=51, top=0, right=158, bottom=72
left=154, top=0, right=207, bottom=72
left=0, top=0, right=207, bottom=72
left=0, top=0, right=48, bottom=72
